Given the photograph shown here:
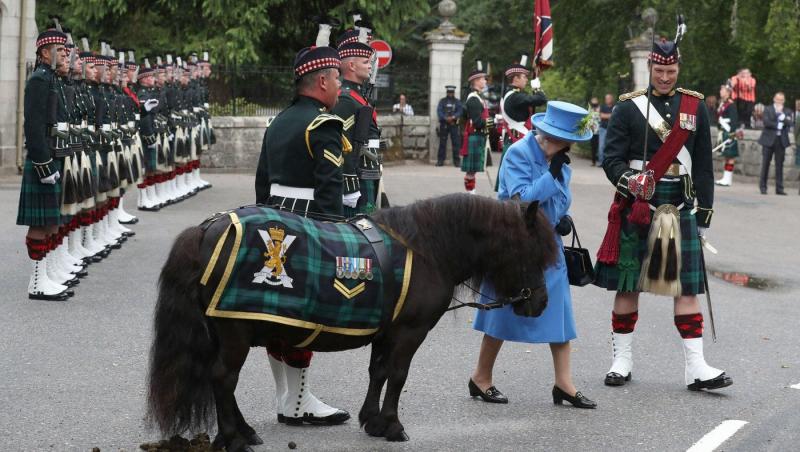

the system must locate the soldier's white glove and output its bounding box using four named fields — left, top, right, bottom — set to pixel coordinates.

left=719, top=117, right=731, bottom=133
left=530, top=78, right=541, bottom=90
left=697, top=226, right=707, bottom=238
left=144, top=99, right=159, bottom=112
left=40, top=171, right=60, bottom=185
